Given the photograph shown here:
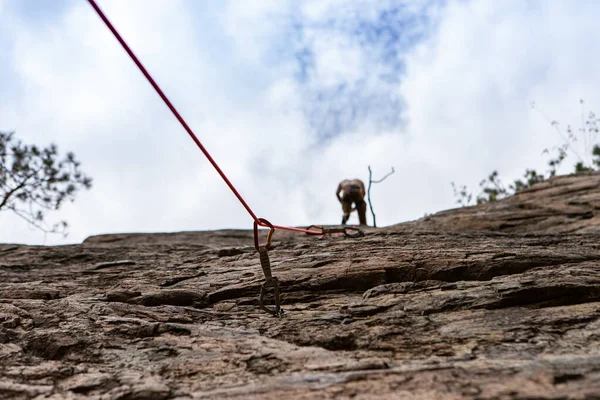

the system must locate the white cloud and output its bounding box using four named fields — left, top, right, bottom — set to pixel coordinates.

left=223, top=1, right=292, bottom=65
left=399, top=0, right=600, bottom=187
left=1, top=0, right=600, bottom=245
